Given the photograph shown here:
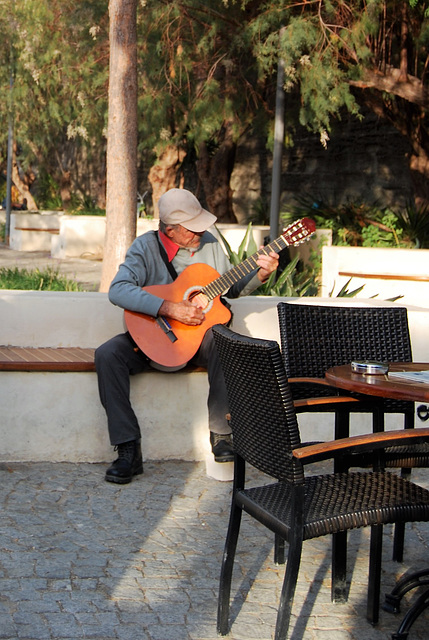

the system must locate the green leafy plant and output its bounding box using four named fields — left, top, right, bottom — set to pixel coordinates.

left=215, top=223, right=404, bottom=301
left=255, top=254, right=319, bottom=297
left=68, top=192, right=105, bottom=216
left=391, top=201, right=429, bottom=248
left=329, top=277, right=403, bottom=301
left=281, top=195, right=421, bottom=248
left=36, top=172, right=63, bottom=210
left=248, top=197, right=270, bottom=226
left=215, top=223, right=319, bottom=297
left=0, top=267, right=83, bottom=291
left=329, top=278, right=366, bottom=298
